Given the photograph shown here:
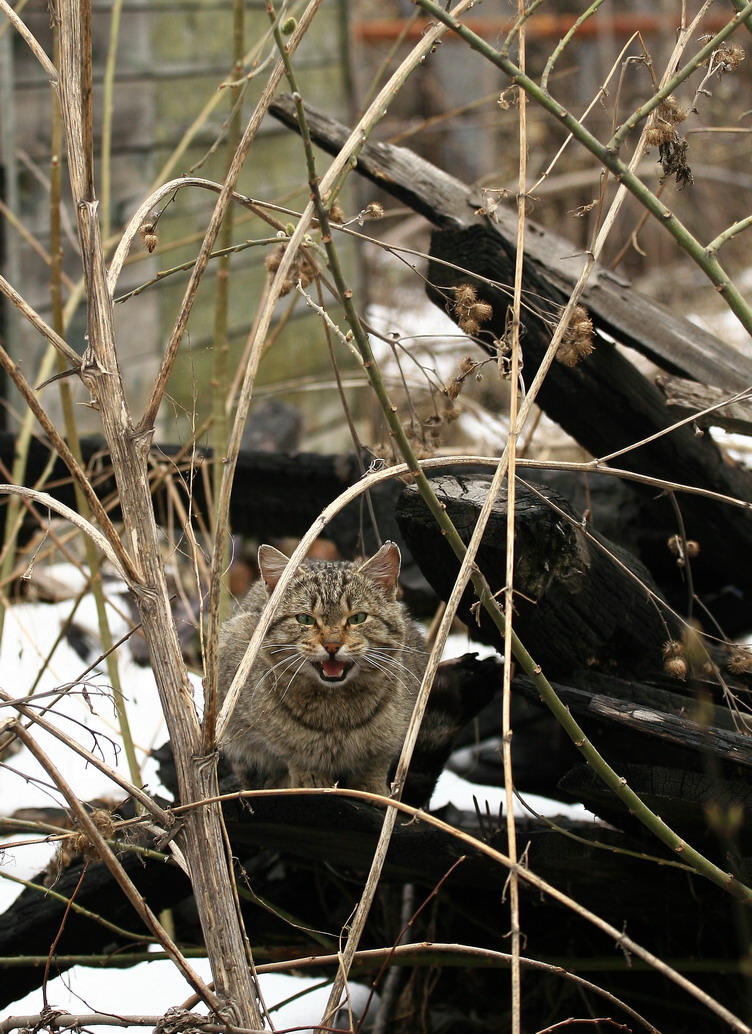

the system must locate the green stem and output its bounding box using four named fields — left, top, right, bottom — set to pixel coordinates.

left=707, top=213, right=752, bottom=256
left=209, top=0, right=245, bottom=627
left=0, top=869, right=159, bottom=941
left=723, top=0, right=752, bottom=36
left=540, top=0, right=610, bottom=90
left=500, top=0, right=546, bottom=57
